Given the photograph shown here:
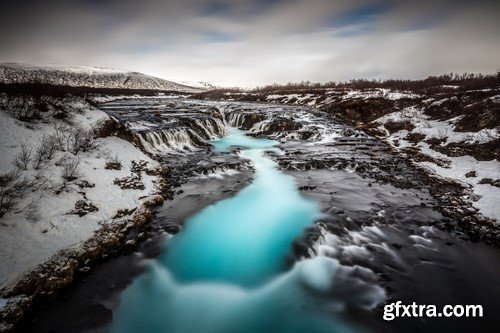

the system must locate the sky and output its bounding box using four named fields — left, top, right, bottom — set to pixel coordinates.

left=0, top=0, right=499, bottom=86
